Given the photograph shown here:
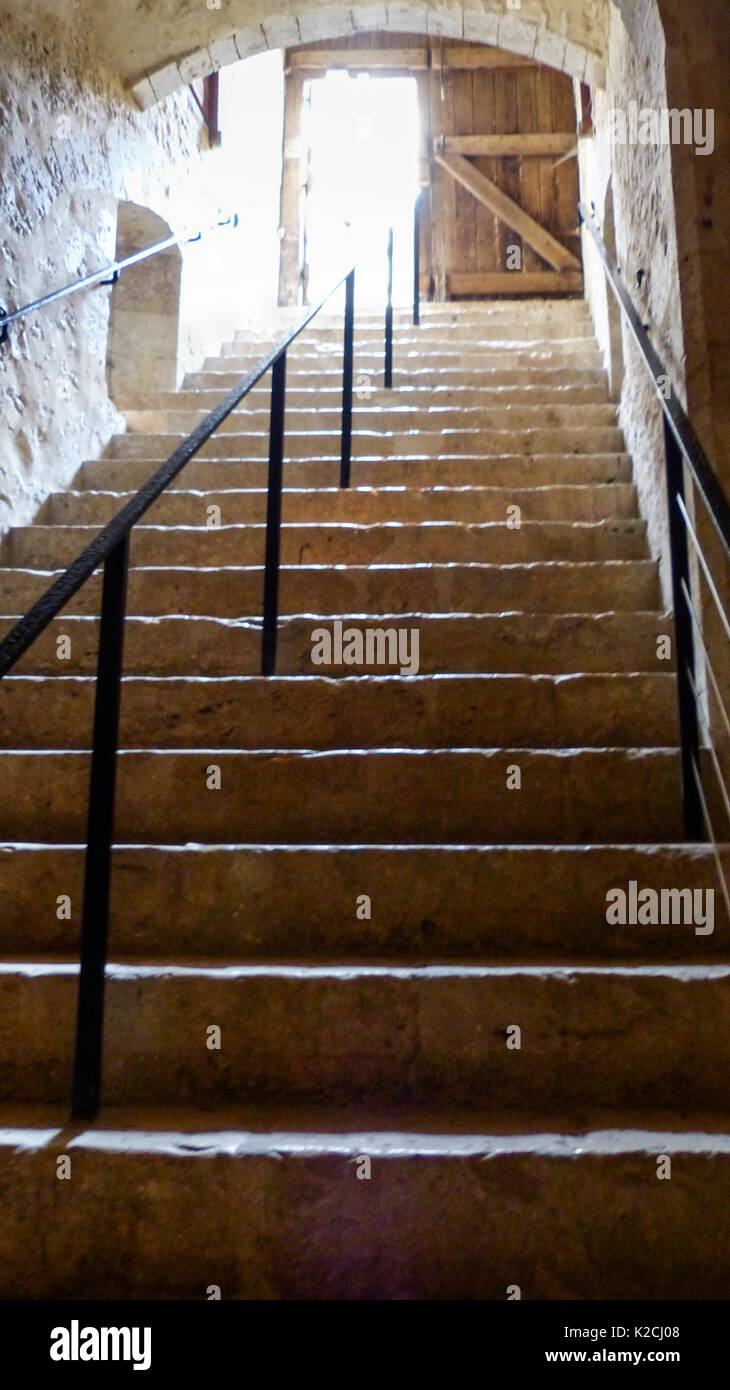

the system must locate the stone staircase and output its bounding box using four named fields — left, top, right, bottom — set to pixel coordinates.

left=0, top=298, right=728, bottom=1300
